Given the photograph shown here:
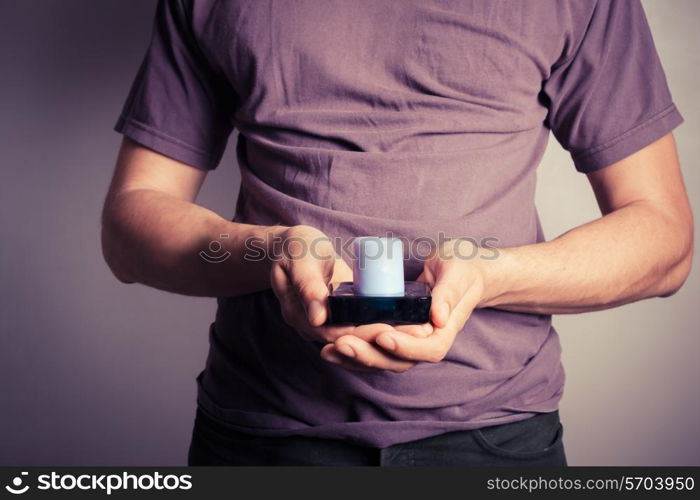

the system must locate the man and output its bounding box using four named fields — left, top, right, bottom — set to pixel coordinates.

left=102, top=0, right=693, bottom=466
